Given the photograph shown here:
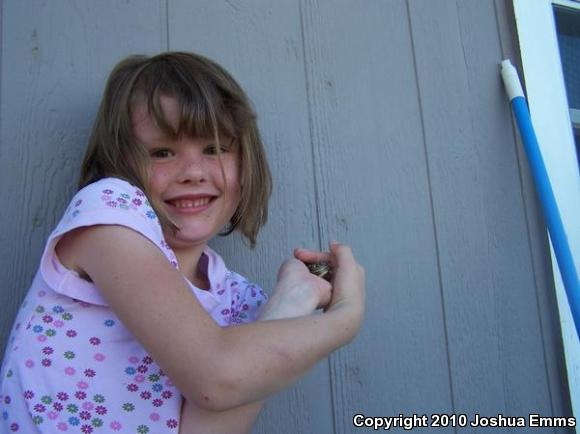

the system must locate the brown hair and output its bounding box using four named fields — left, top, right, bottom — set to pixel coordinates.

left=79, top=52, right=272, bottom=247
